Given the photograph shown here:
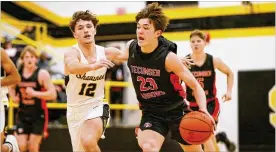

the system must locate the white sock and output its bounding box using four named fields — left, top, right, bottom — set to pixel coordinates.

left=3, top=142, right=13, bottom=152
